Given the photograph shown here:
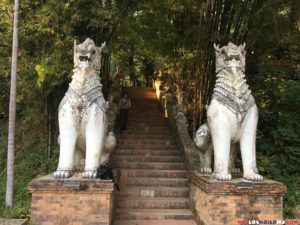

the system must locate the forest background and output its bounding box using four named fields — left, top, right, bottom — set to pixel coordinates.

left=0, top=0, right=299, bottom=219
